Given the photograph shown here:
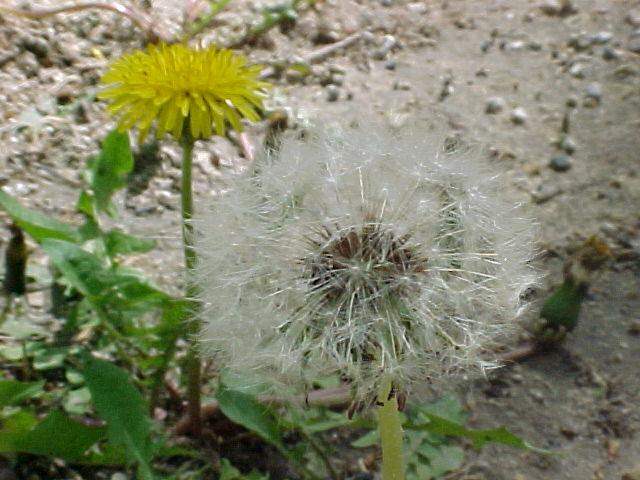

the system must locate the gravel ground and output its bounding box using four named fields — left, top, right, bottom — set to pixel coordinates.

left=0, top=0, right=639, bottom=479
